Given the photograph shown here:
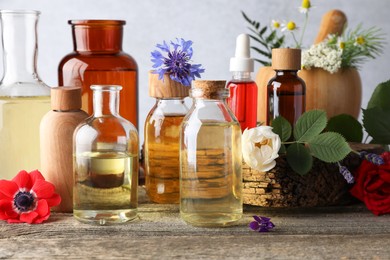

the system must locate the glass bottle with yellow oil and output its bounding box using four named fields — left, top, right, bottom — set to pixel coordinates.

left=0, top=10, right=51, bottom=180
left=180, top=80, right=243, bottom=227
left=144, top=72, right=189, bottom=204
left=73, top=85, right=139, bottom=225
